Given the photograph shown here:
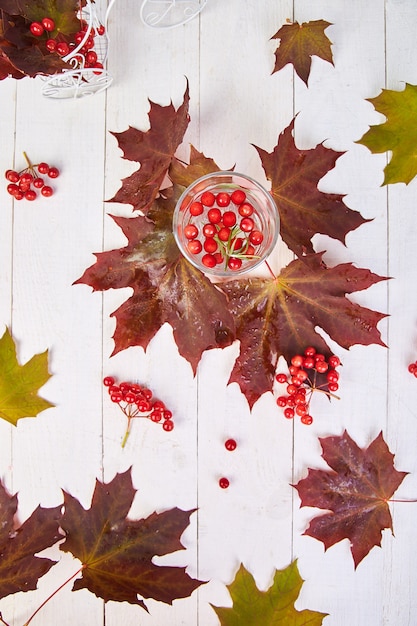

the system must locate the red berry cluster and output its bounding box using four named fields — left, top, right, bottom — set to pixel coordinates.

left=103, top=376, right=174, bottom=447
left=30, top=15, right=105, bottom=72
left=5, top=153, right=59, bottom=201
left=182, top=188, right=265, bottom=271
left=408, top=361, right=417, bottom=377
left=275, top=348, right=341, bottom=425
